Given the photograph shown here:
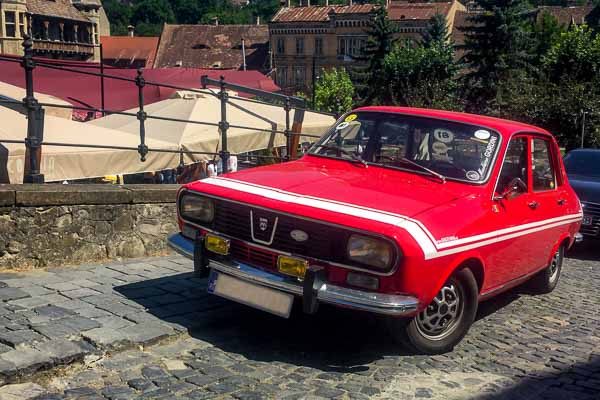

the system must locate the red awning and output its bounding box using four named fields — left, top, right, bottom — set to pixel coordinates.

left=0, top=56, right=279, bottom=114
